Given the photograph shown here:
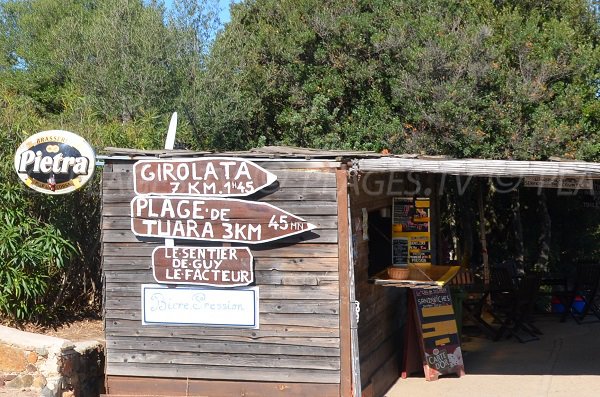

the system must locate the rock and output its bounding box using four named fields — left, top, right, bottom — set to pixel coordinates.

left=33, top=374, right=47, bottom=388
left=27, top=351, right=38, bottom=364
left=26, top=363, right=38, bottom=372
left=0, top=344, right=27, bottom=372
left=35, top=347, right=49, bottom=357
left=6, top=374, right=34, bottom=388
left=40, top=386, right=55, bottom=397
left=62, top=390, right=75, bottom=397
left=0, top=373, right=17, bottom=382
left=66, top=373, right=79, bottom=385
left=60, top=358, right=74, bottom=376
